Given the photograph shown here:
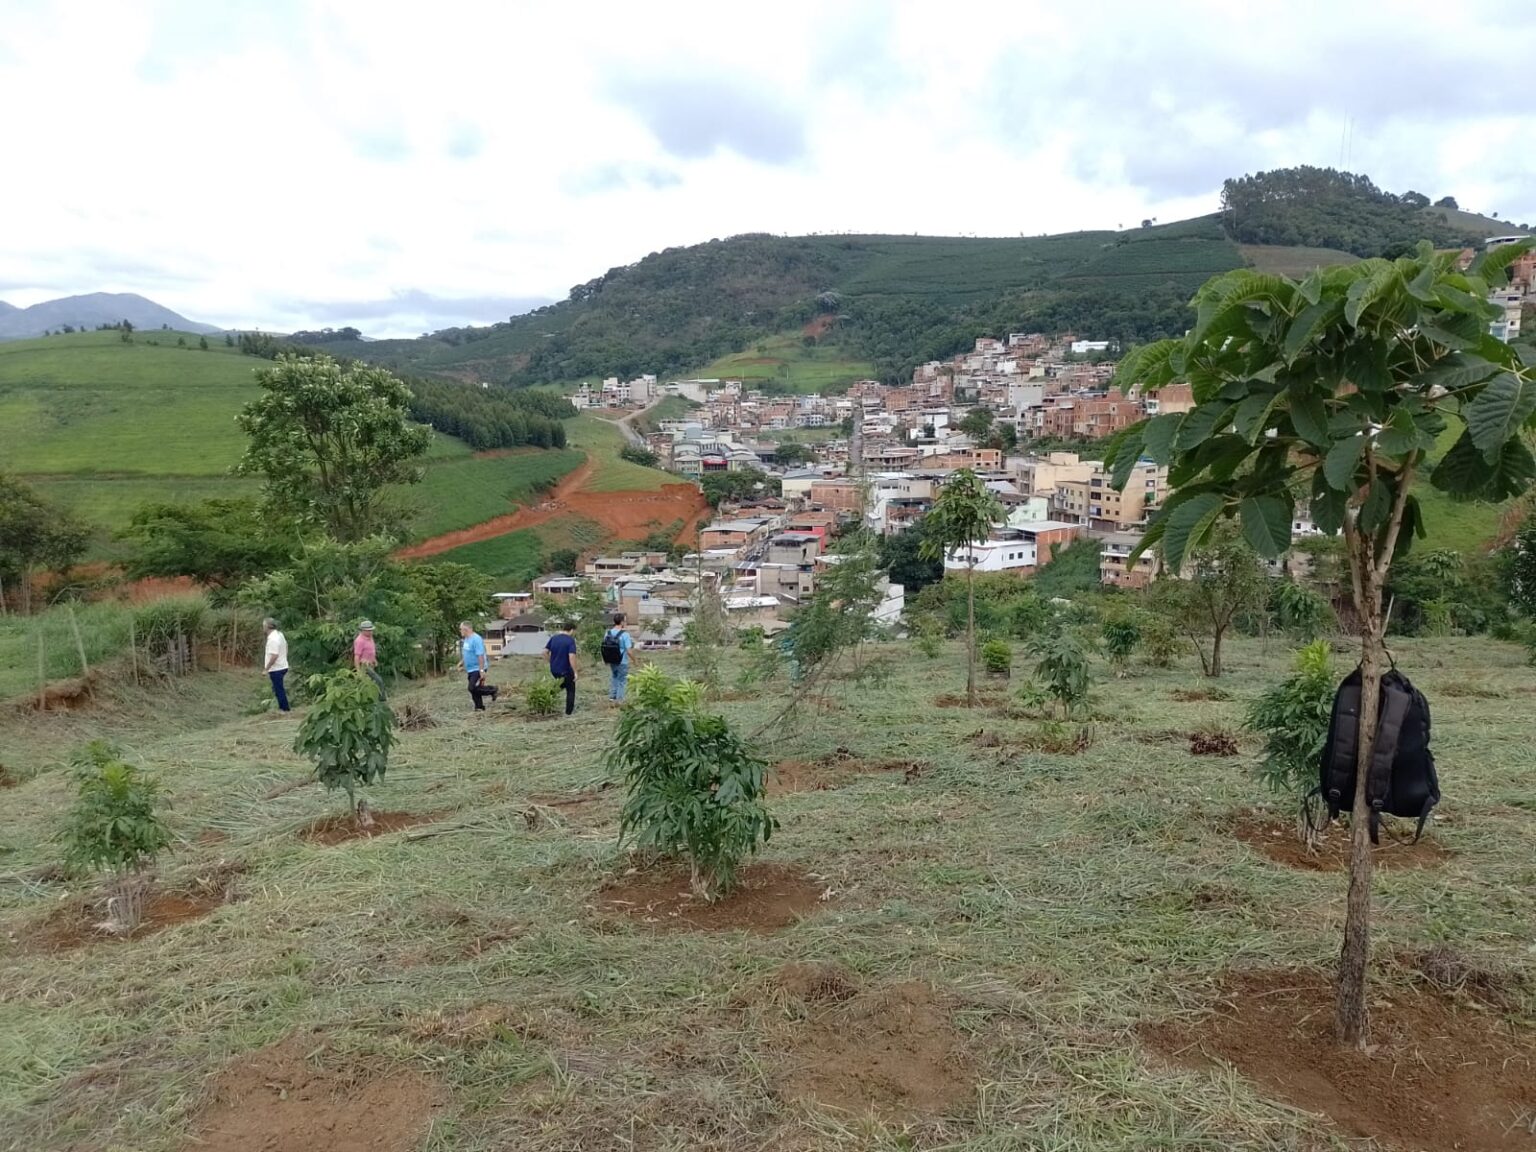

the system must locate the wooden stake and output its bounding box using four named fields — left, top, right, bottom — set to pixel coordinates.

left=67, top=604, right=89, bottom=676
left=37, top=630, right=46, bottom=710
left=130, top=616, right=141, bottom=687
